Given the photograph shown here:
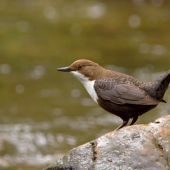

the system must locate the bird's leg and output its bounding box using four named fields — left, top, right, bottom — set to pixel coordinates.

left=114, top=119, right=129, bottom=131
left=130, top=116, right=138, bottom=126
